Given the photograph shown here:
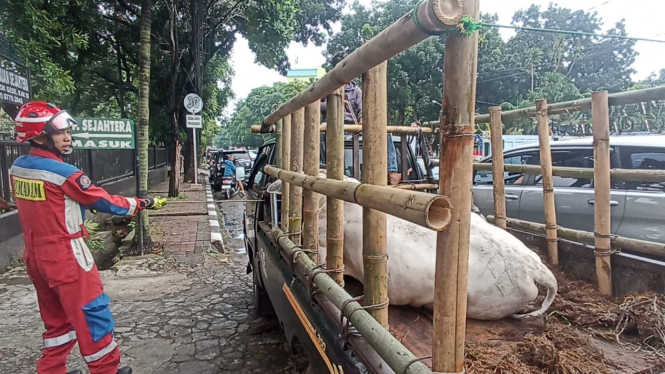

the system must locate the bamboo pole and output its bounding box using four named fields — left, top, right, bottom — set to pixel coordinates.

left=303, top=101, right=321, bottom=263
left=423, top=85, right=665, bottom=126
left=275, top=118, right=283, bottom=170
left=593, top=91, right=613, bottom=296
left=536, top=99, right=559, bottom=265
left=362, top=62, right=389, bottom=327
left=470, top=162, right=665, bottom=183
left=262, top=0, right=464, bottom=126
left=486, top=216, right=665, bottom=258
left=433, top=0, right=479, bottom=371
left=489, top=106, right=506, bottom=229
left=391, top=183, right=439, bottom=190
left=264, top=166, right=452, bottom=231
left=289, top=109, right=305, bottom=245
left=326, top=88, right=345, bottom=286
left=281, top=114, right=292, bottom=231
left=272, top=227, right=432, bottom=374
left=251, top=124, right=434, bottom=135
